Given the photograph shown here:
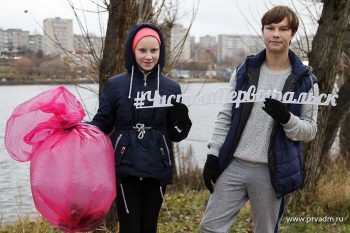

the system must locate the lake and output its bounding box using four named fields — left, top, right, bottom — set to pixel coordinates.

left=0, top=82, right=226, bottom=223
